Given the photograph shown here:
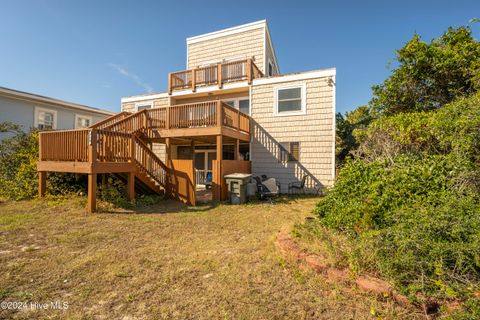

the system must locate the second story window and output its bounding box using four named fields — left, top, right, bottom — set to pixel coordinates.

left=274, top=84, right=306, bottom=116
left=268, top=61, right=274, bottom=77
left=35, top=107, right=57, bottom=130
left=136, top=101, right=153, bottom=111
left=75, top=115, right=92, bottom=128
